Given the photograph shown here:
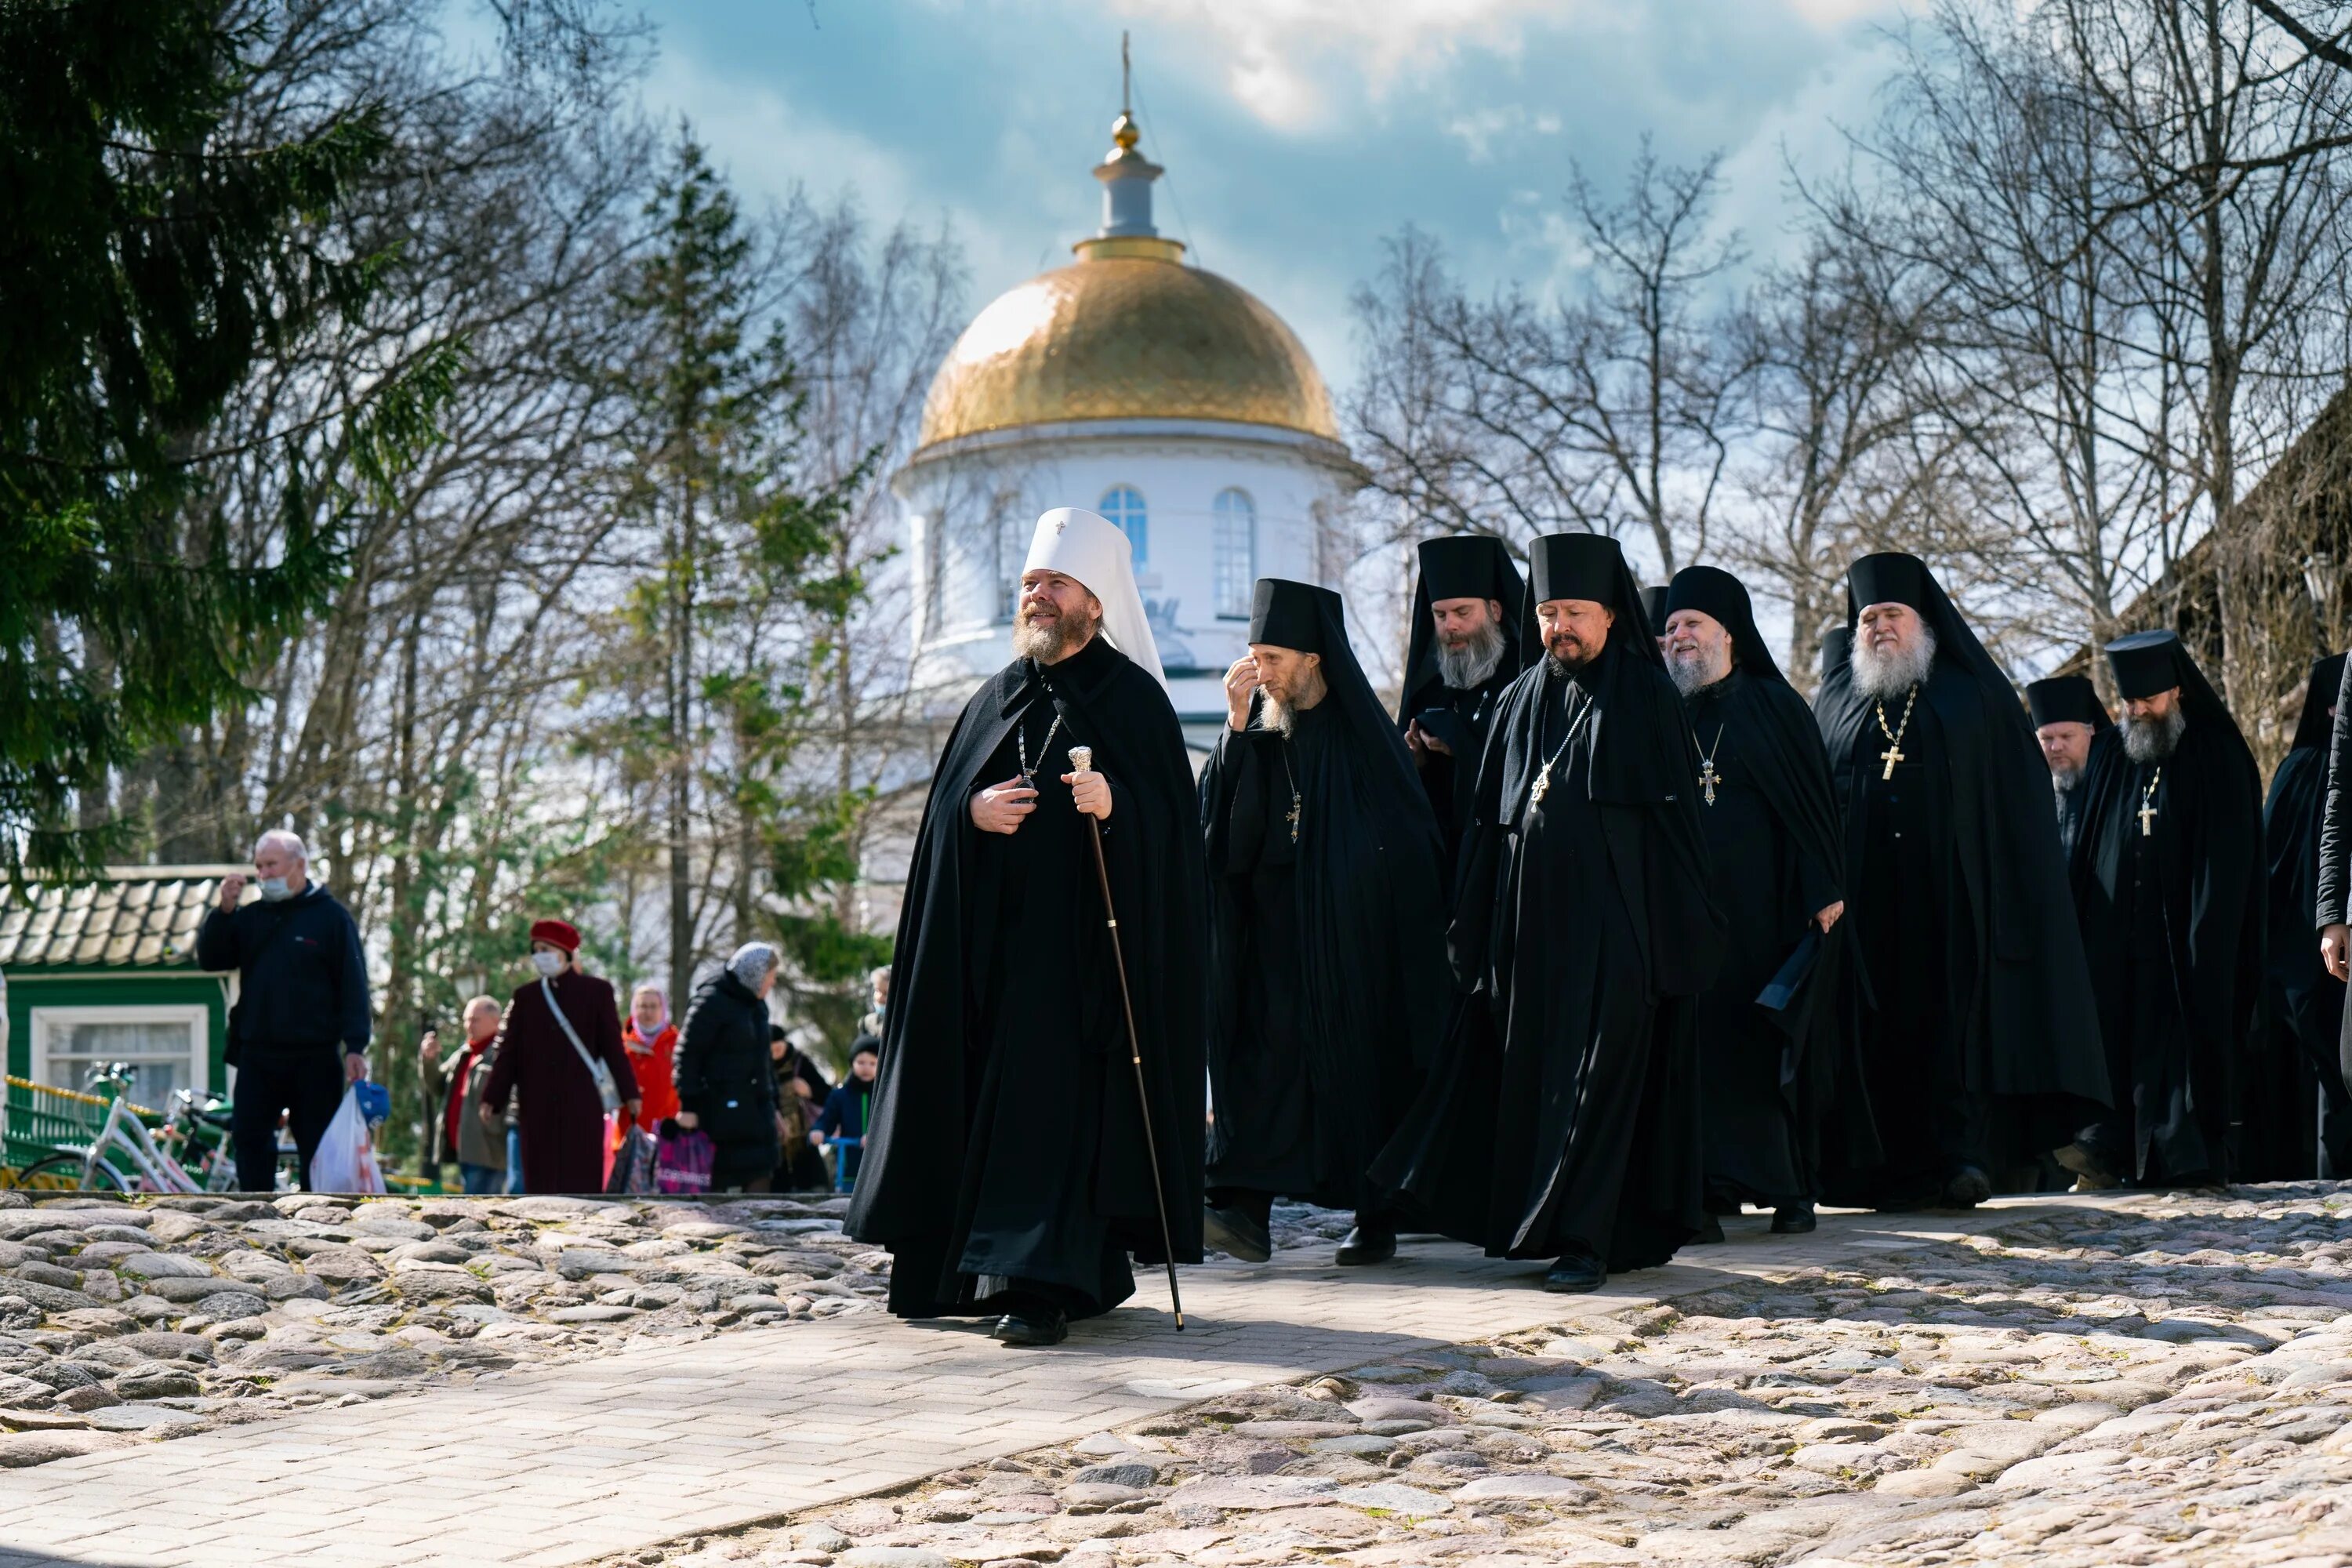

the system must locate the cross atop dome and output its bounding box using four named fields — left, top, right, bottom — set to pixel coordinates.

left=1085, top=32, right=1176, bottom=257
